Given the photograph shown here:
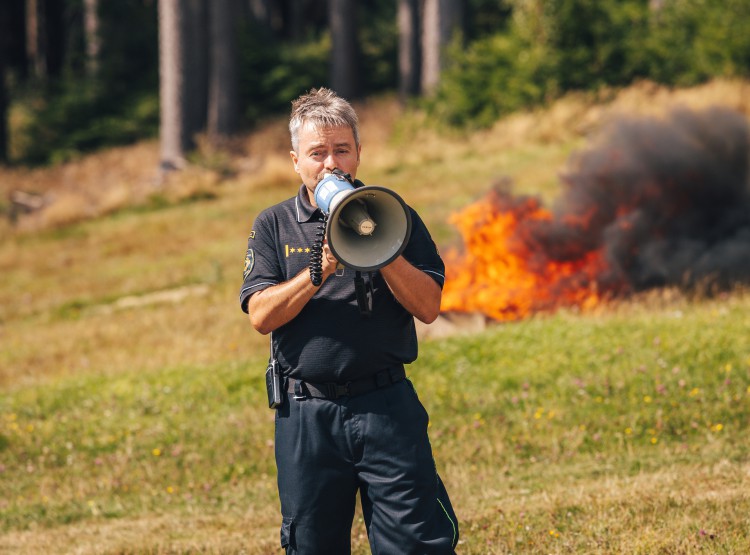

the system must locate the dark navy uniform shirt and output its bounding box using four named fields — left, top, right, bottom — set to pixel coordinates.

left=240, top=184, right=445, bottom=383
